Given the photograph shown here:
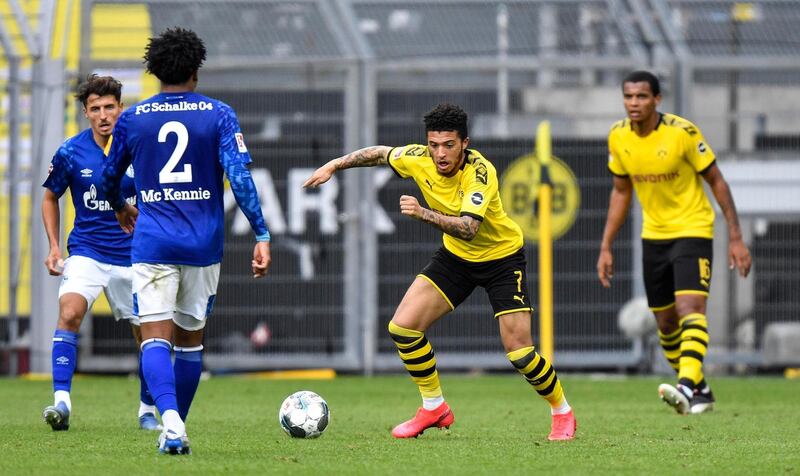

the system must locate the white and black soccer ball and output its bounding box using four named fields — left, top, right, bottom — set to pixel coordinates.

left=618, top=296, right=657, bottom=338
left=278, top=390, right=330, bottom=438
